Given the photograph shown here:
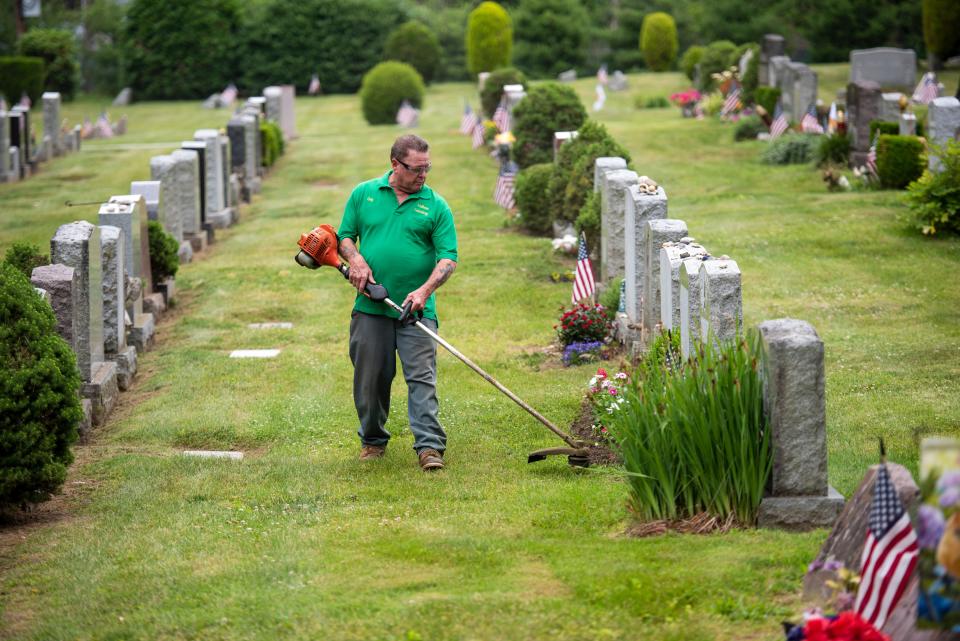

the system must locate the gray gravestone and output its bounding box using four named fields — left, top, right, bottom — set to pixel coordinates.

left=760, top=34, right=785, bottom=87
left=679, top=256, right=708, bottom=359
left=113, top=87, right=132, bottom=106
left=846, top=81, right=882, bottom=166
left=10, top=106, right=30, bottom=172
left=850, top=48, right=916, bottom=90
left=195, top=129, right=231, bottom=228
left=593, top=156, right=627, bottom=193
left=280, top=85, right=297, bottom=139
left=699, top=259, right=742, bottom=344
left=30, top=264, right=78, bottom=350
left=600, top=169, right=638, bottom=282
left=927, top=96, right=960, bottom=171
left=42, top=92, right=62, bottom=156
left=623, top=184, right=667, bottom=326
left=609, top=71, right=628, bottom=92
left=757, top=319, right=845, bottom=531
left=643, top=219, right=688, bottom=334
left=880, top=92, right=904, bottom=123
left=778, top=63, right=799, bottom=120
left=503, top=84, right=526, bottom=113
left=264, top=86, right=282, bottom=125
left=0, top=109, right=7, bottom=182
left=218, top=134, right=232, bottom=216
left=660, top=240, right=708, bottom=332
left=768, top=56, right=791, bottom=91
left=171, top=149, right=203, bottom=242
left=98, top=225, right=125, bottom=355
left=149, top=155, right=183, bottom=242
left=790, top=63, right=818, bottom=123
left=102, top=194, right=152, bottom=300
left=899, top=112, right=917, bottom=136
left=8, top=147, right=19, bottom=182
left=240, top=113, right=261, bottom=194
